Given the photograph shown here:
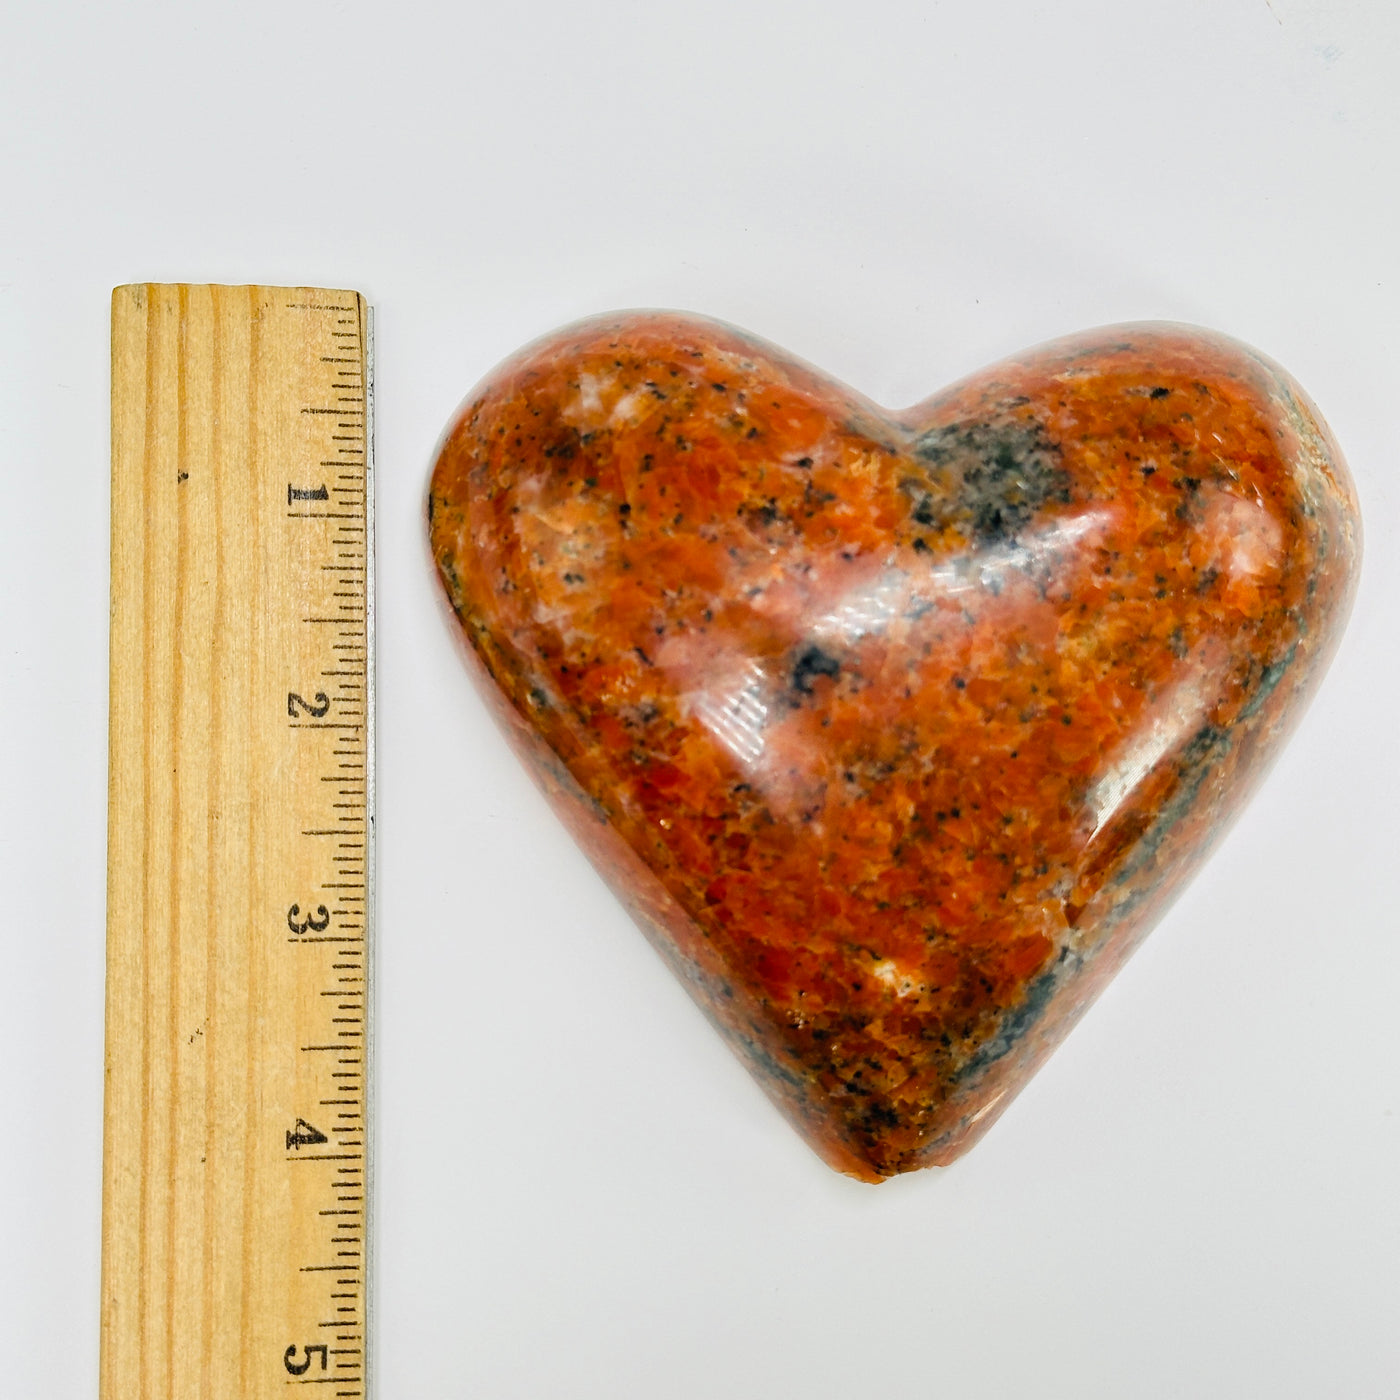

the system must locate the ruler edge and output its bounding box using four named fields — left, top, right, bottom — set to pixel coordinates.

left=99, top=283, right=378, bottom=1396
left=101, top=284, right=143, bottom=1398
left=361, top=299, right=377, bottom=1400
